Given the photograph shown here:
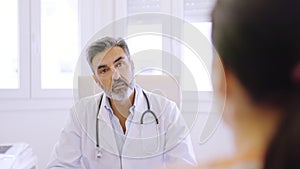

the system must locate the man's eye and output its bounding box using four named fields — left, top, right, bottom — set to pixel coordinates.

left=99, top=68, right=108, bottom=74
left=116, top=62, right=123, bottom=67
